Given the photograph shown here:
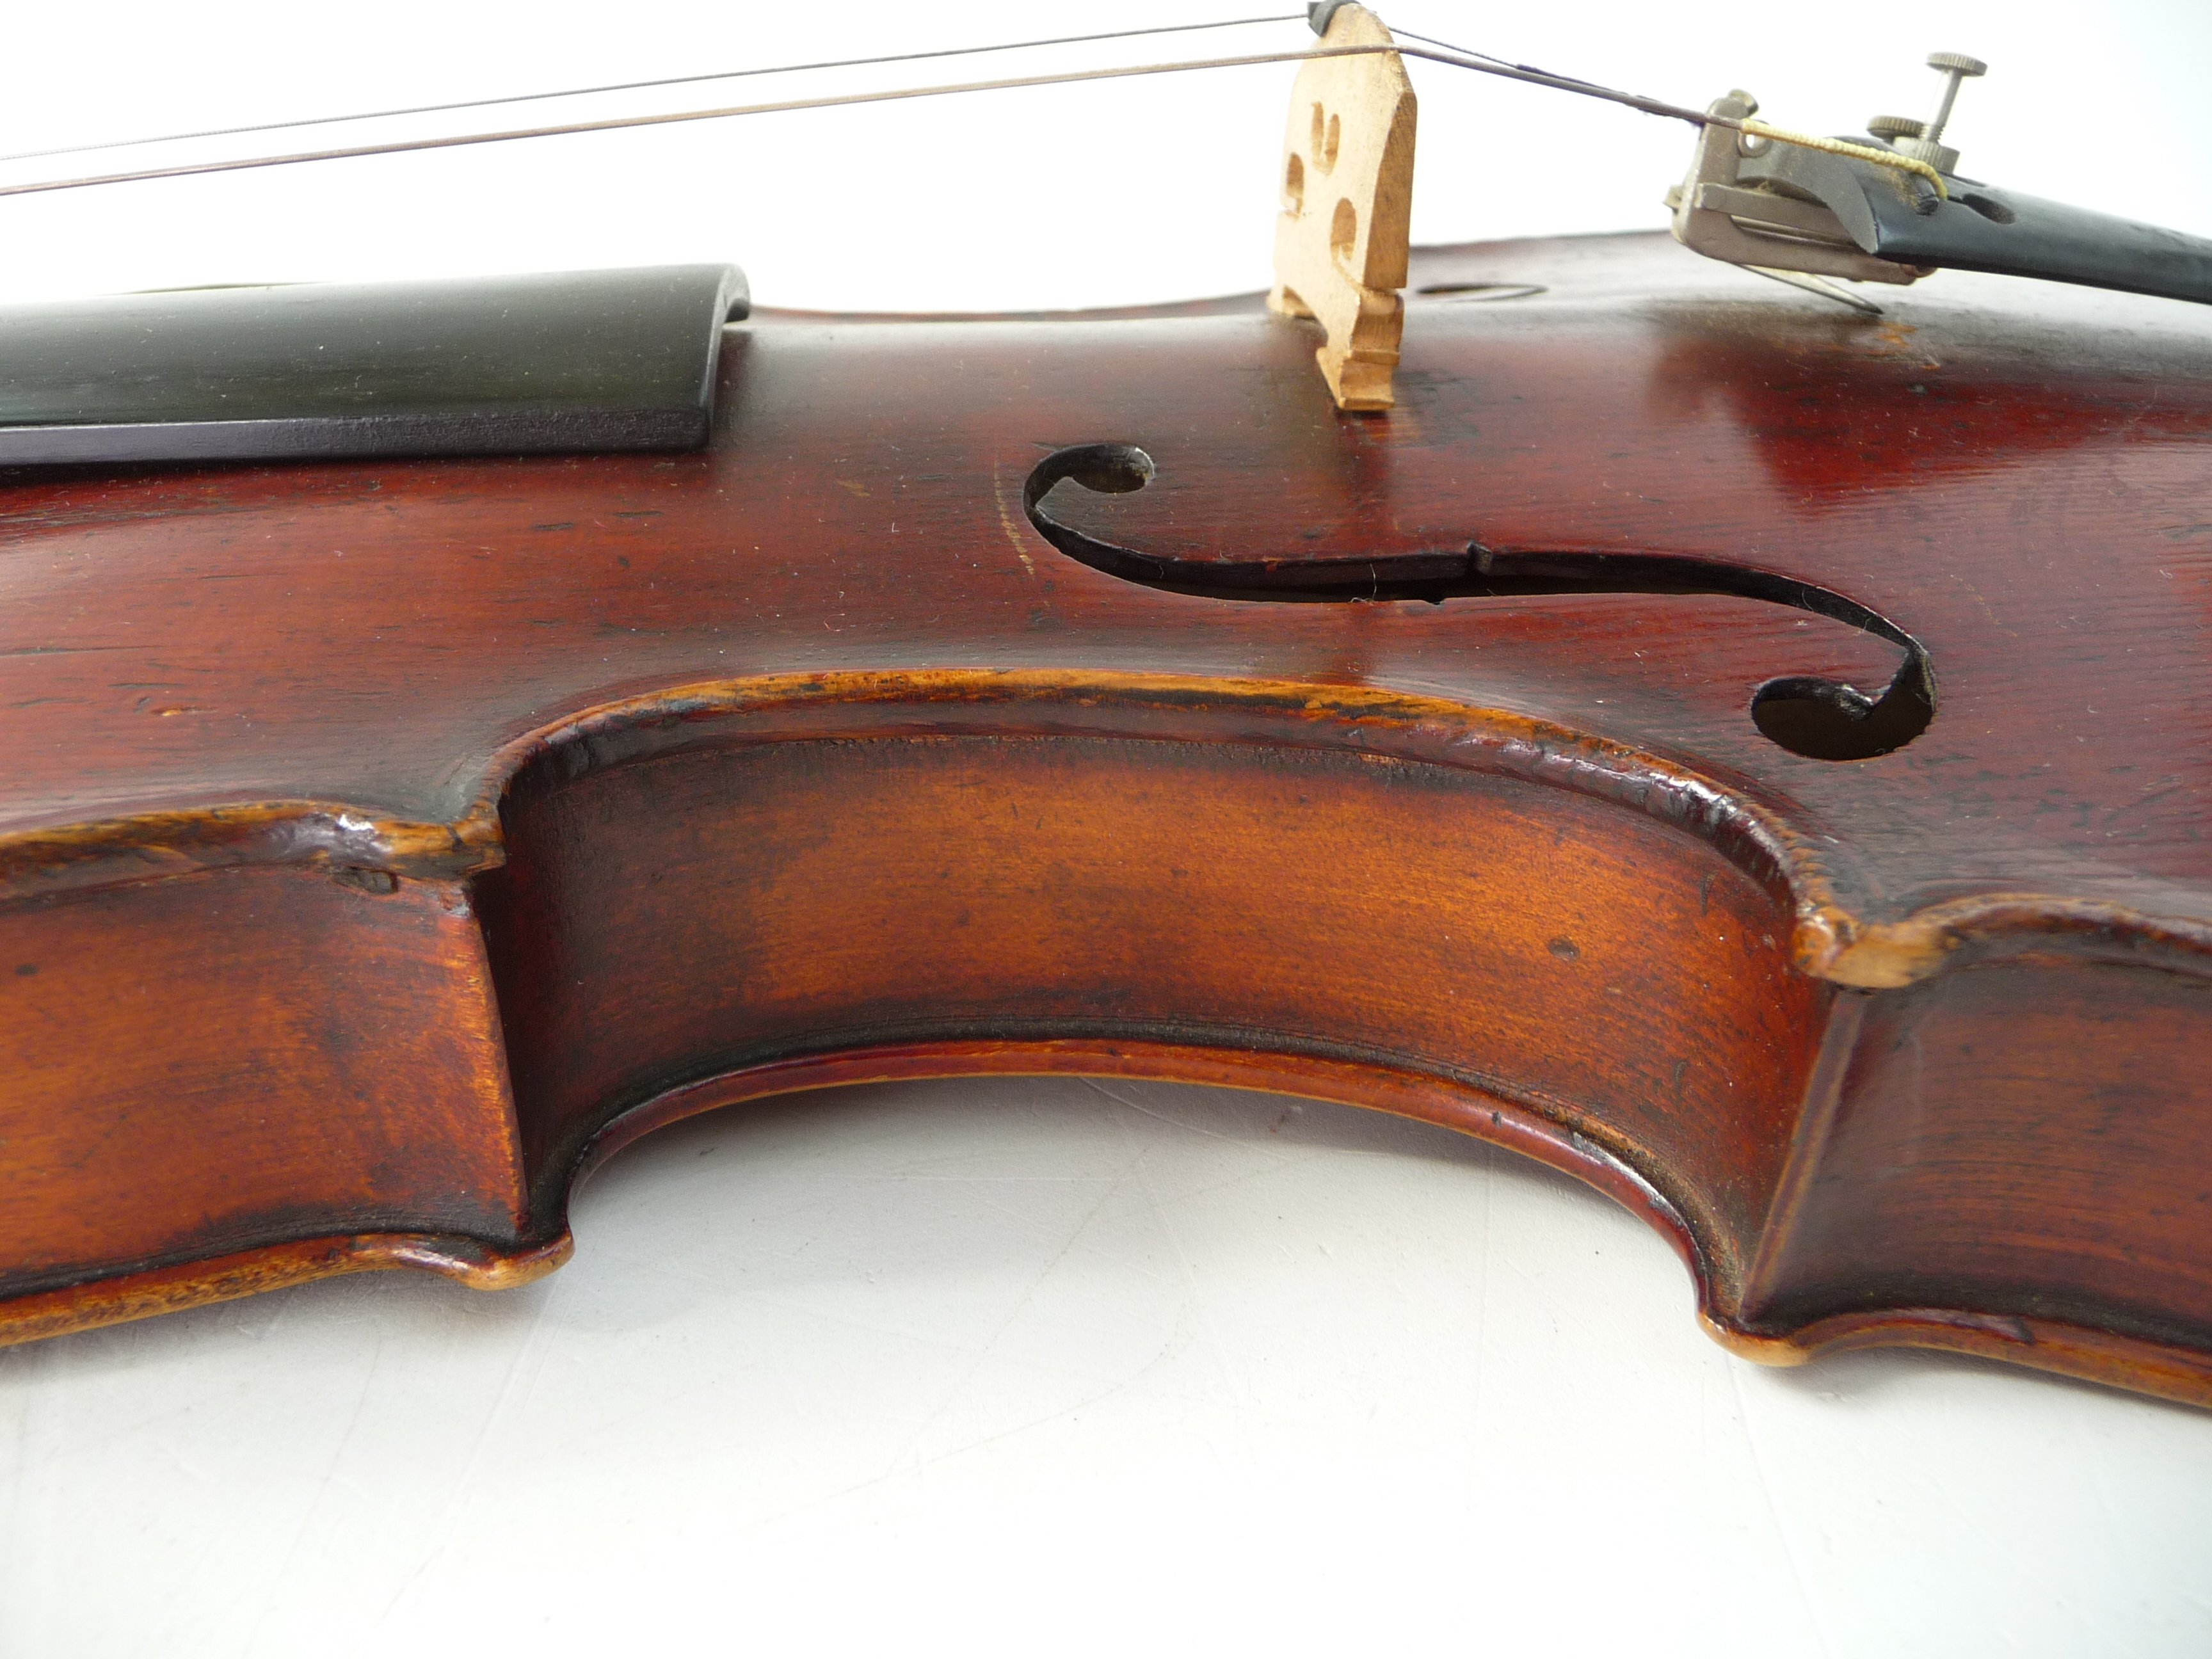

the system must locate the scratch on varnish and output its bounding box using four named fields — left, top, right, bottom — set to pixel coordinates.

left=990, top=460, right=1038, bottom=579
left=1946, top=571, right=2017, bottom=636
